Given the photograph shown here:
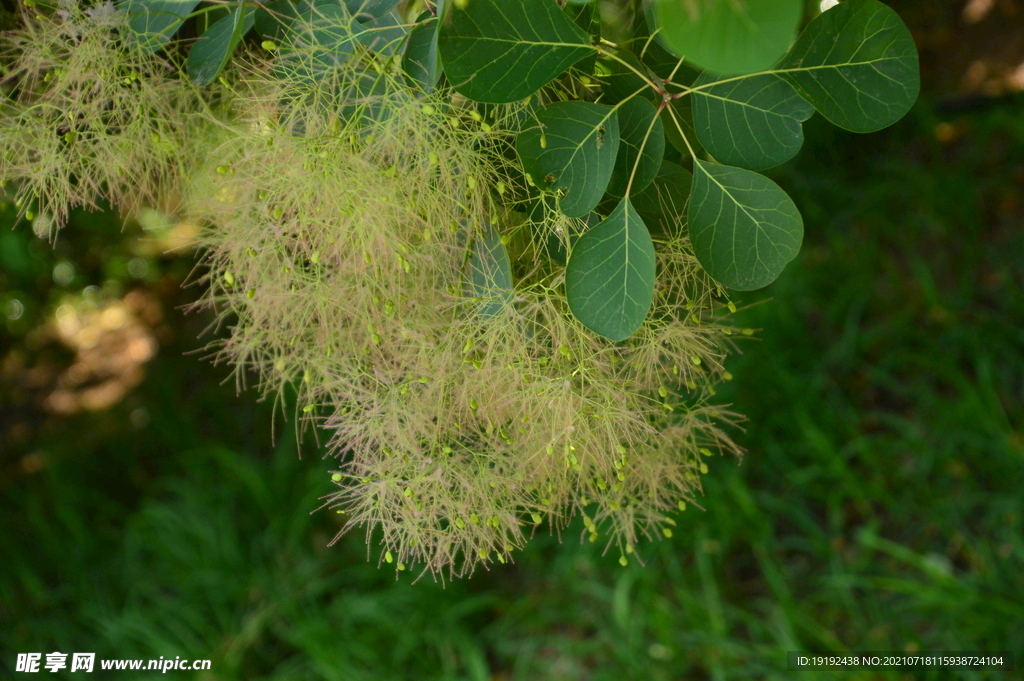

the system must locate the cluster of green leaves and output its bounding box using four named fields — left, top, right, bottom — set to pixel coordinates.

left=117, top=0, right=919, bottom=341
